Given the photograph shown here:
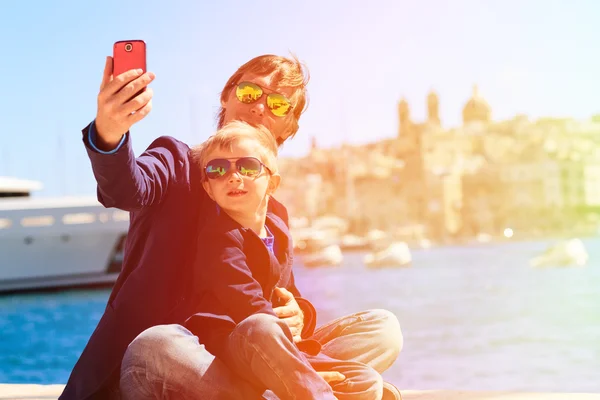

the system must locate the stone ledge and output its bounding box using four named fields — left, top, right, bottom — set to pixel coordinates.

left=1, top=385, right=599, bottom=399
left=401, top=390, right=600, bottom=399
left=0, top=385, right=65, bottom=400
